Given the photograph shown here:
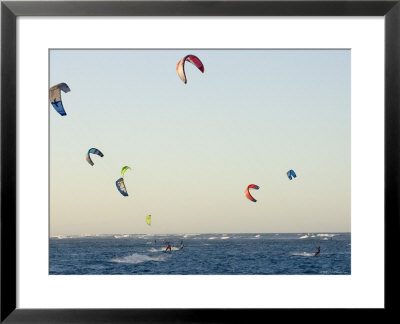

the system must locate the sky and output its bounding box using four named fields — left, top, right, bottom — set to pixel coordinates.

left=49, top=49, right=350, bottom=235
